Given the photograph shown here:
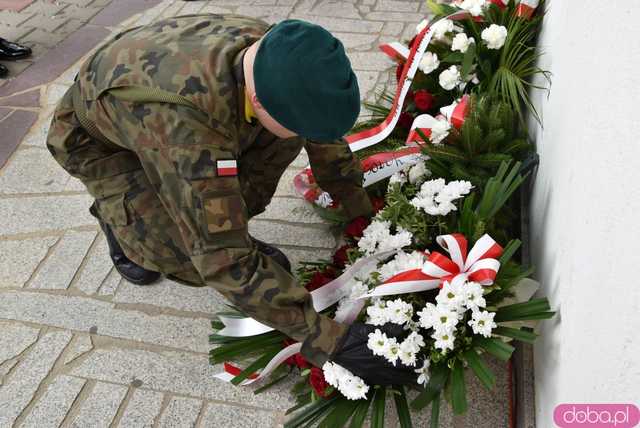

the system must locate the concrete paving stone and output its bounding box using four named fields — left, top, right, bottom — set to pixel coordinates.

left=30, top=230, right=97, bottom=290
left=358, top=4, right=371, bottom=14
left=309, top=1, right=360, bottom=18
left=91, top=0, right=161, bottom=26
left=277, top=0, right=296, bottom=4
left=0, top=290, right=212, bottom=352
left=158, top=0, right=187, bottom=19
left=273, top=168, right=302, bottom=197
left=22, top=0, right=68, bottom=16
left=21, top=111, right=54, bottom=148
left=376, top=0, right=421, bottom=12
left=70, top=381, right=128, bottom=427
left=22, top=13, right=69, bottom=32
left=199, top=4, right=234, bottom=14
left=279, top=247, right=333, bottom=271
left=98, top=267, right=122, bottom=295
left=21, top=28, right=66, bottom=48
left=0, top=87, right=40, bottom=107
left=54, top=17, right=85, bottom=36
left=114, top=277, right=227, bottom=314
left=45, top=82, right=72, bottom=105
left=0, top=107, right=38, bottom=167
left=0, top=148, right=72, bottom=194
left=361, top=0, right=375, bottom=4
left=0, top=236, right=57, bottom=288
left=54, top=61, right=82, bottom=85
left=1, top=59, right=33, bottom=77
left=348, top=51, right=394, bottom=71
left=64, top=334, right=94, bottom=364
left=290, top=13, right=384, bottom=33
left=0, top=321, right=40, bottom=365
left=355, top=70, right=380, bottom=99
left=366, top=11, right=423, bottom=22
left=64, top=176, right=87, bottom=191
left=255, top=197, right=324, bottom=224
left=62, top=0, right=100, bottom=6
left=63, top=4, right=103, bottom=22
left=21, top=375, right=86, bottom=428
left=117, top=388, right=164, bottom=428
left=158, top=396, right=202, bottom=428
left=0, top=9, right=35, bottom=26
left=71, top=347, right=298, bottom=410
left=0, top=107, right=11, bottom=120
left=382, top=21, right=405, bottom=36
left=0, top=194, right=96, bottom=235
left=0, top=330, right=73, bottom=427
left=249, top=221, right=335, bottom=249
left=74, top=235, right=113, bottom=295
left=178, top=0, right=207, bottom=15
left=200, top=402, right=277, bottom=428
left=334, top=32, right=377, bottom=51
left=235, top=5, right=292, bottom=19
